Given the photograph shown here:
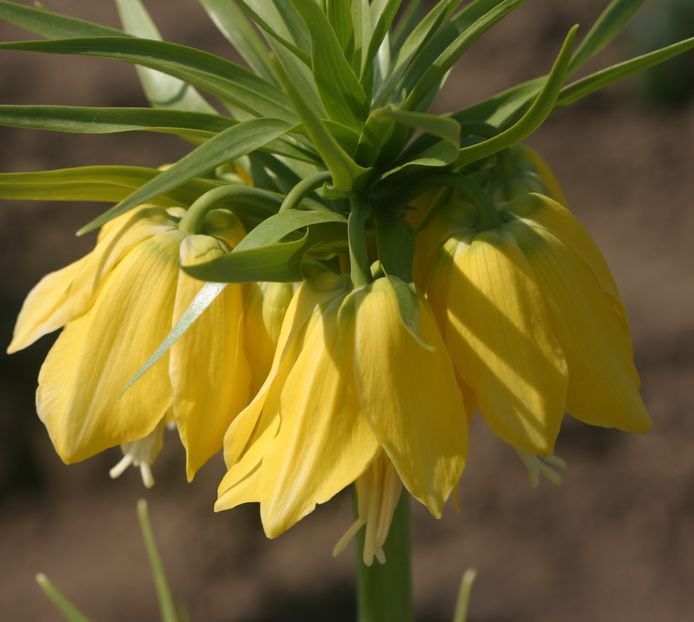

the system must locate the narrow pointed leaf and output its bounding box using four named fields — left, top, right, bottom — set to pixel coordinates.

left=0, top=166, right=220, bottom=205
left=361, top=0, right=401, bottom=79
left=455, top=26, right=578, bottom=167
left=272, top=56, right=370, bottom=193
left=199, top=0, right=276, bottom=83
left=0, top=105, right=232, bottom=138
left=569, top=0, right=645, bottom=73
left=290, top=0, right=369, bottom=129
left=0, top=38, right=294, bottom=121
left=116, top=0, right=216, bottom=113
left=559, top=36, right=694, bottom=108
left=0, top=0, right=121, bottom=38
left=405, top=0, right=525, bottom=110
left=79, top=118, right=290, bottom=233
